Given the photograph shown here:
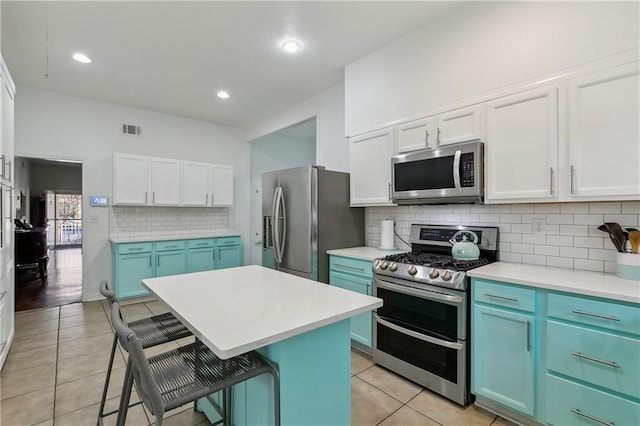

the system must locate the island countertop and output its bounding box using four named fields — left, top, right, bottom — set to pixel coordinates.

left=142, top=265, right=382, bottom=359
